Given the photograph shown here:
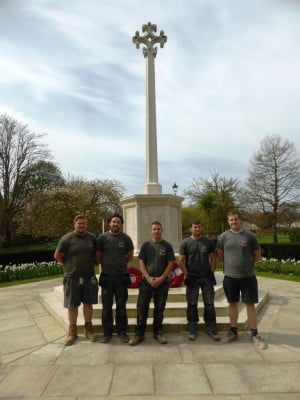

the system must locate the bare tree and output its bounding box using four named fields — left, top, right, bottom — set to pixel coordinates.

left=0, top=114, right=49, bottom=243
left=244, top=134, right=300, bottom=243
